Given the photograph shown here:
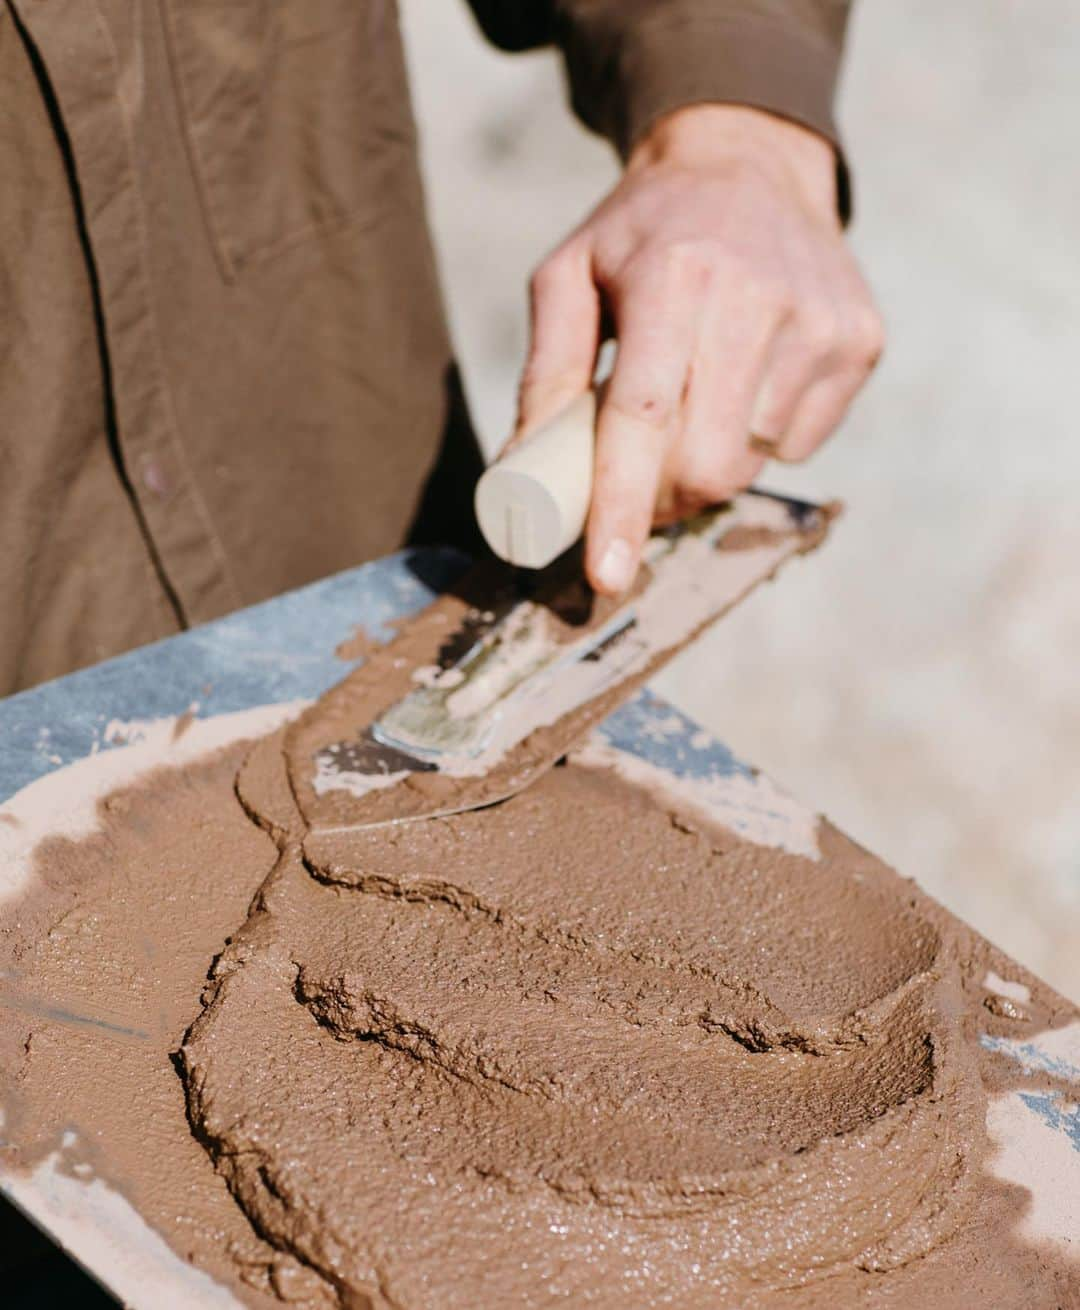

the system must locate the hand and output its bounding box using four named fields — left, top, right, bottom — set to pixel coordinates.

left=509, top=104, right=884, bottom=595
